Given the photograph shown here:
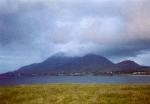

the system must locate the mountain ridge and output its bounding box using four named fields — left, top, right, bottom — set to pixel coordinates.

left=1, top=54, right=150, bottom=77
